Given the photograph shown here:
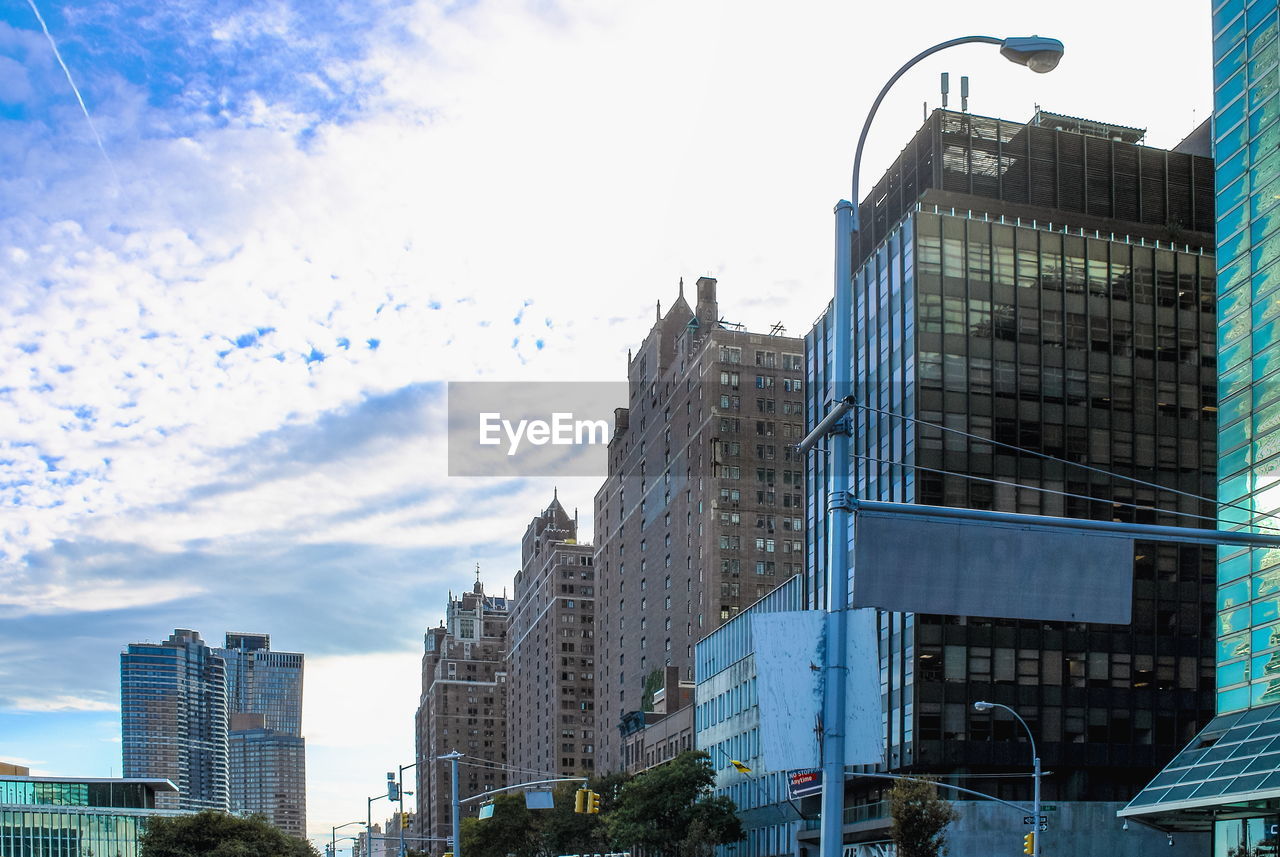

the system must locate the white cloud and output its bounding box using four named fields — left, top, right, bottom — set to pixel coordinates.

left=4, top=695, right=118, bottom=713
